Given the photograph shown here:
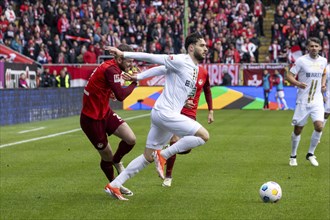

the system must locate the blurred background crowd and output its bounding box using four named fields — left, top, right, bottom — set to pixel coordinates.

left=0, top=0, right=329, bottom=65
